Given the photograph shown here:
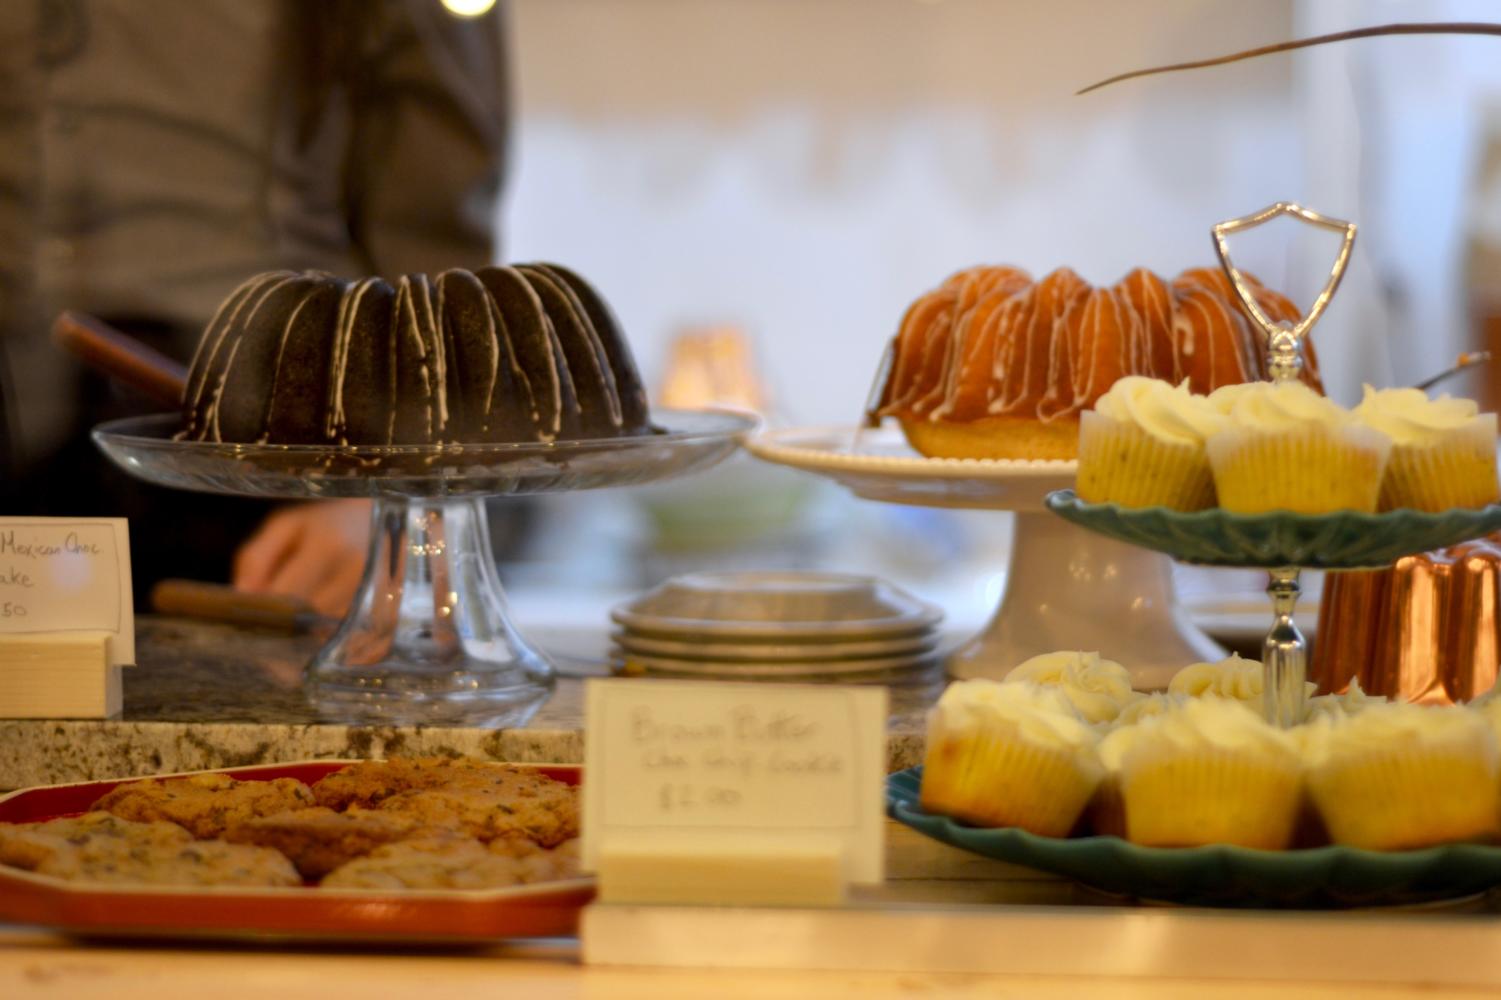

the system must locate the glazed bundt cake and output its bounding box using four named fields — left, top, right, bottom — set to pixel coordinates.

left=180, top=264, right=652, bottom=446
left=872, top=265, right=1322, bottom=460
